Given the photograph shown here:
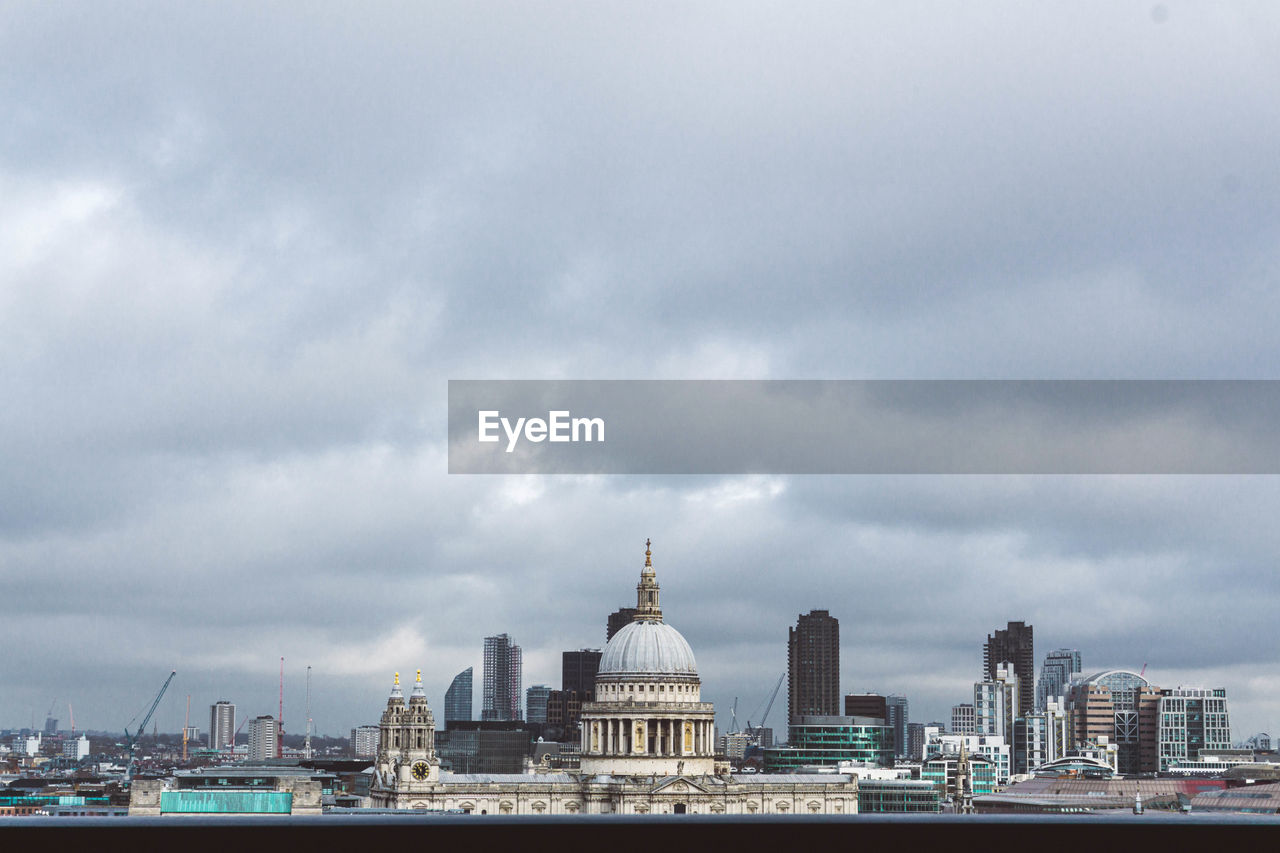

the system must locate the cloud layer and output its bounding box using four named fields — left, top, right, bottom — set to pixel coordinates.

left=3, top=2, right=1279, bottom=740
